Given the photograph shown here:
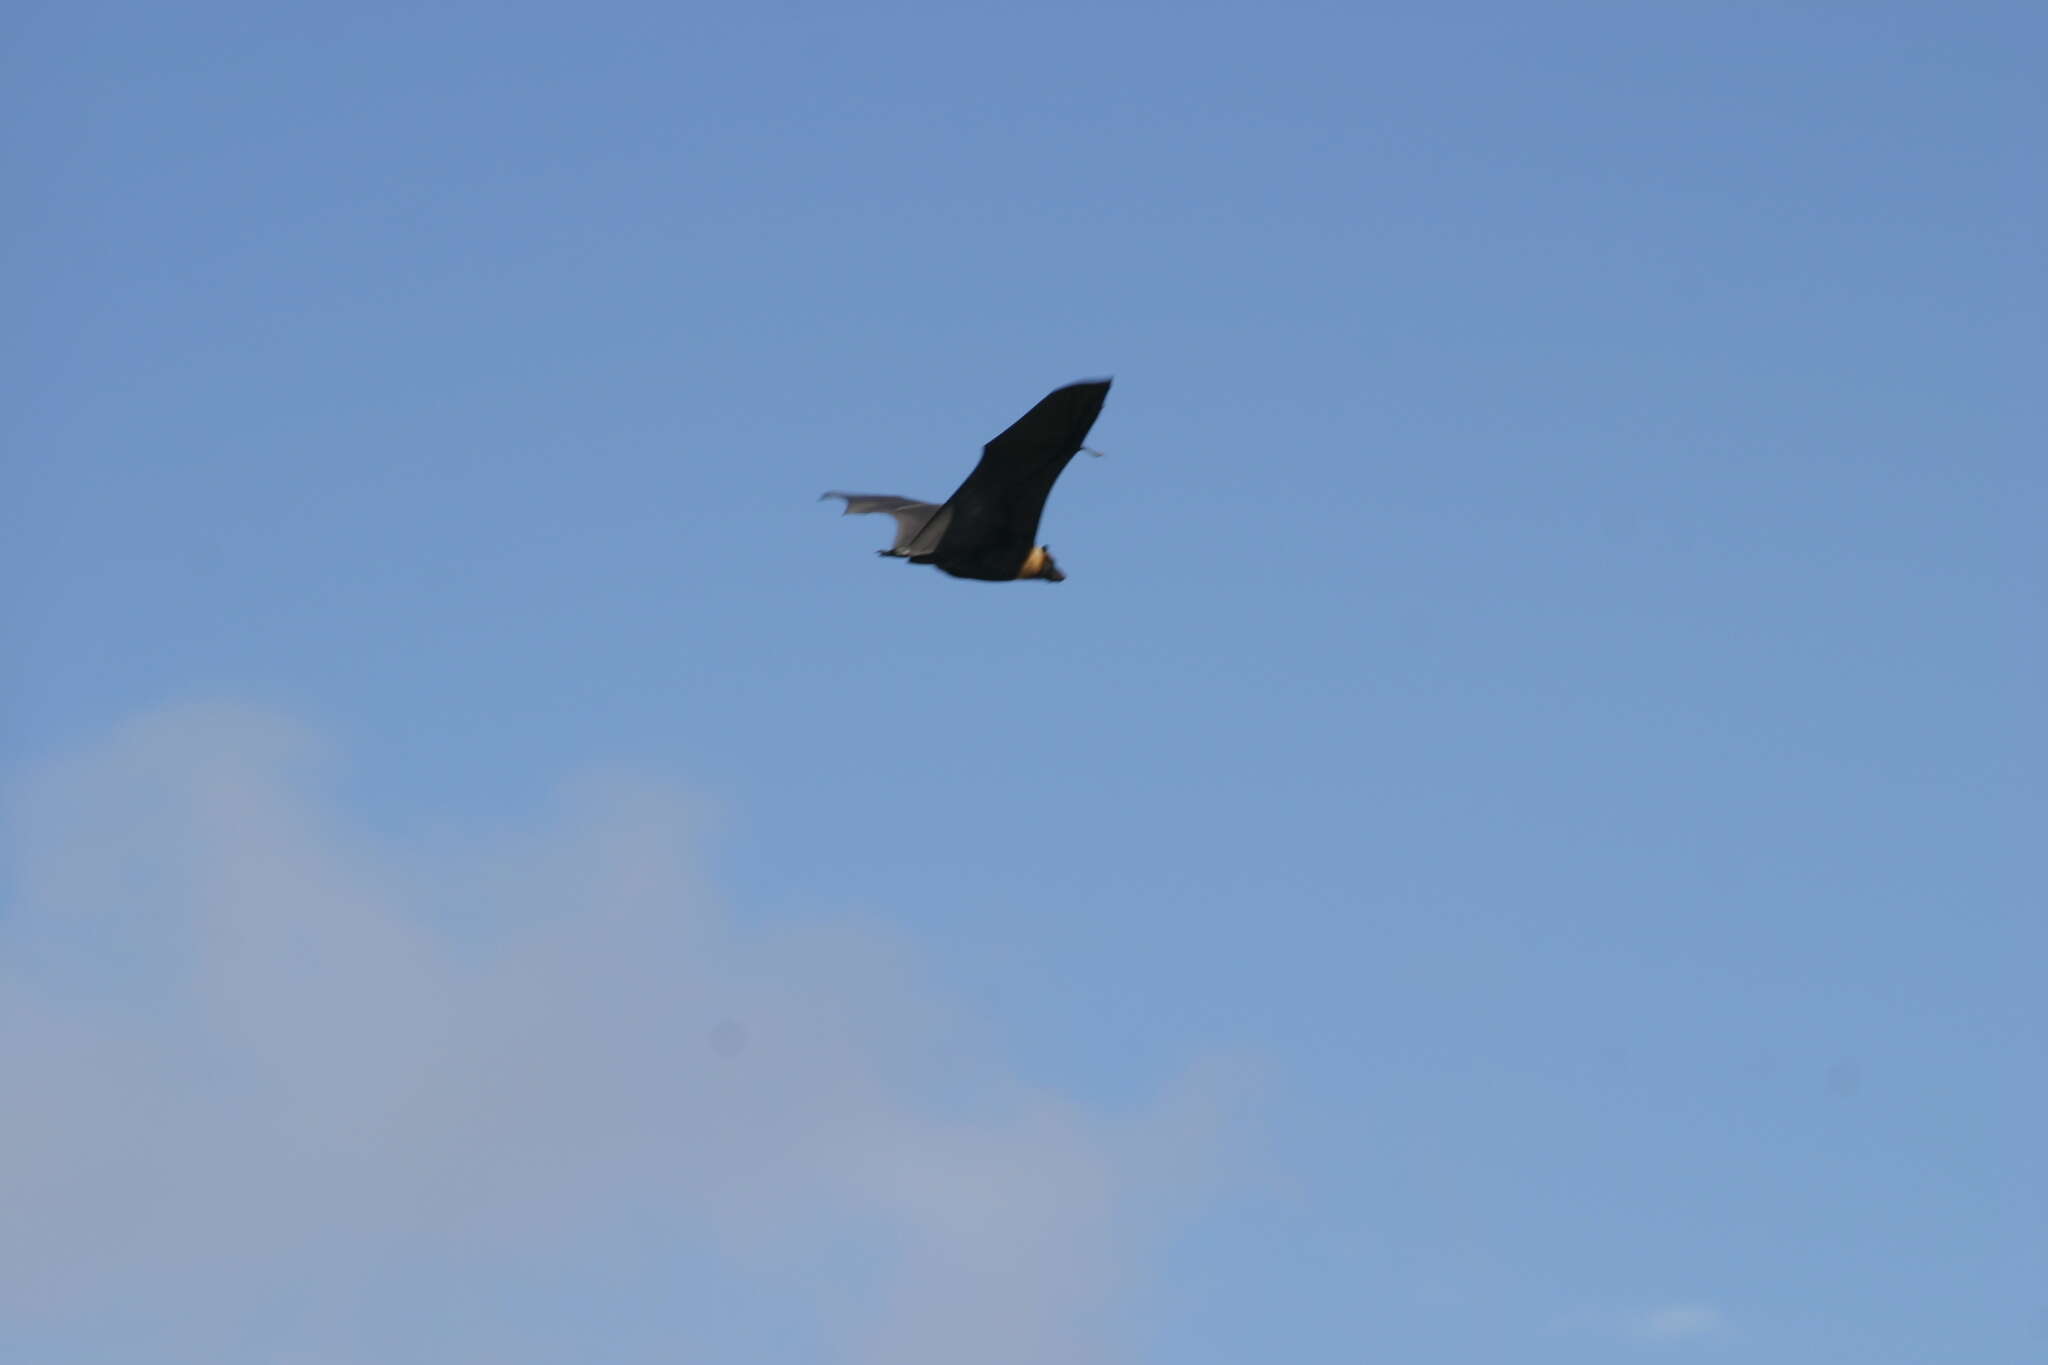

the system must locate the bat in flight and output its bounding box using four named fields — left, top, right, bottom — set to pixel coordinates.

left=822, top=379, right=1112, bottom=583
